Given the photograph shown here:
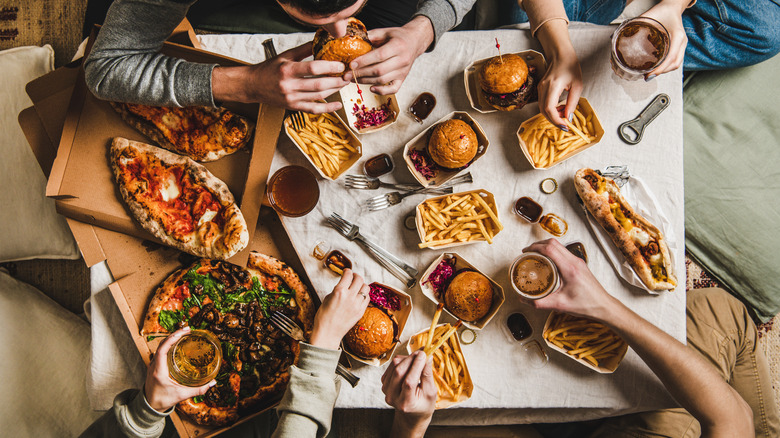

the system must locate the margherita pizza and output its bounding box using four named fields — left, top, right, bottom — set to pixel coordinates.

left=574, top=168, right=677, bottom=291
left=141, top=254, right=316, bottom=426
left=111, top=102, right=253, bottom=162
left=110, top=137, right=248, bottom=259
